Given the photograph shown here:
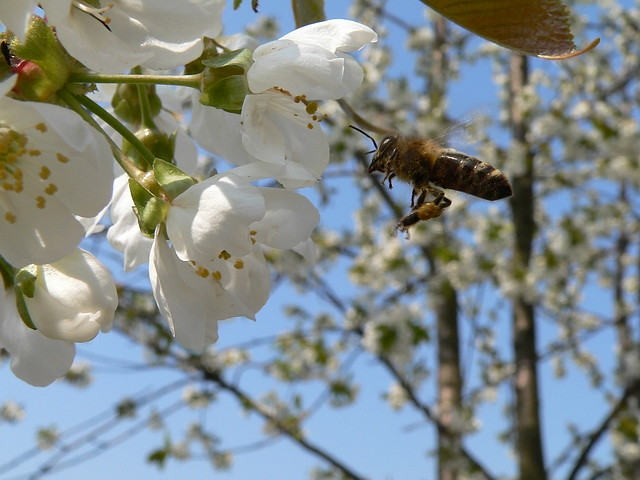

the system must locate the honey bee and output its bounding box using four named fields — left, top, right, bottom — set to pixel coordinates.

left=352, top=126, right=512, bottom=231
